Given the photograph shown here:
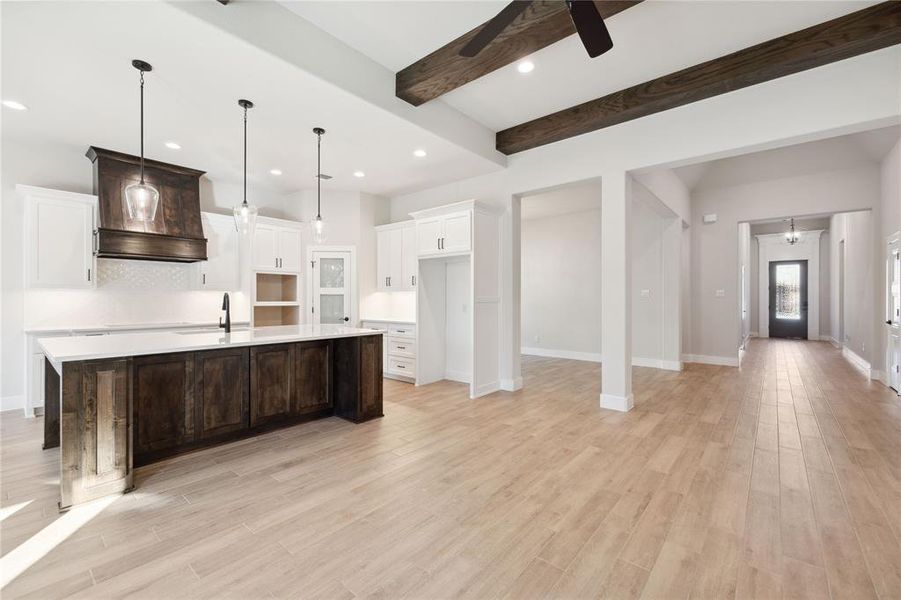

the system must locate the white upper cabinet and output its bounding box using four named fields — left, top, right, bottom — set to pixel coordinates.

left=252, top=219, right=302, bottom=272
left=253, top=224, right=278, bottom=271
left=22, top=185, right=97, bottom=289
left=376, top=221, right=415, bottom=291
left=278, top=228, right=302, bottom=273
left=415, top=211, right=471, bottom=257
left=441, top=212, right=472, bottom=254
left=199, top=212, right=239, bottom=290
left=401, top=225, right=417, bottom=289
